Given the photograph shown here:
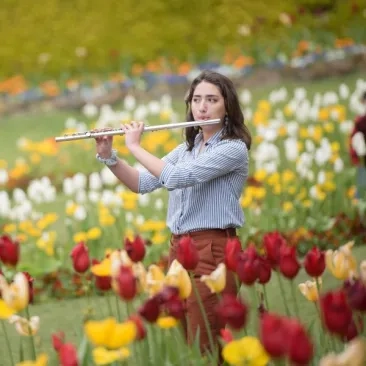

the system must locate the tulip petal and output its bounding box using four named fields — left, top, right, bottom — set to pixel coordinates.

left=0, top=300, right=15, bottom=319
